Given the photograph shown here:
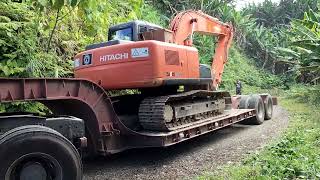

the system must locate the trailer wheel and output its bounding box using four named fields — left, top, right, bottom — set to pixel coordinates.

left=0, top=125, right=82, bottom=180
left=264, top=94, right=273, bottom=120
left=239, top=95, right=250, bottom=109
left=247, top=94, right=265, bottom=125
